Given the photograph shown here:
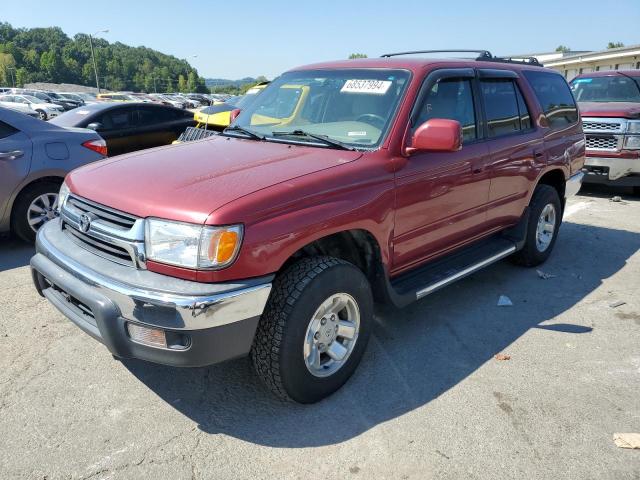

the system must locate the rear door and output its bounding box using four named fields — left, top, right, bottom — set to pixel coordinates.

left=94, top=107, right=137, bottom=156
left=478, top=70, right=544, bottom=229
left=135, top=106, right=181, bottom=148
left=0, top=120, right=33, bottom=220
left=392, top=69, right=492, bottom=271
